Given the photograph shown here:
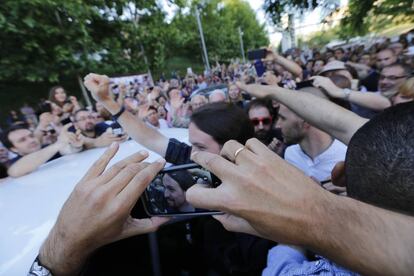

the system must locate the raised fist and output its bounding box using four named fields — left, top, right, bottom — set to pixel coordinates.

left=84, top=73, right=111, bottom=103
